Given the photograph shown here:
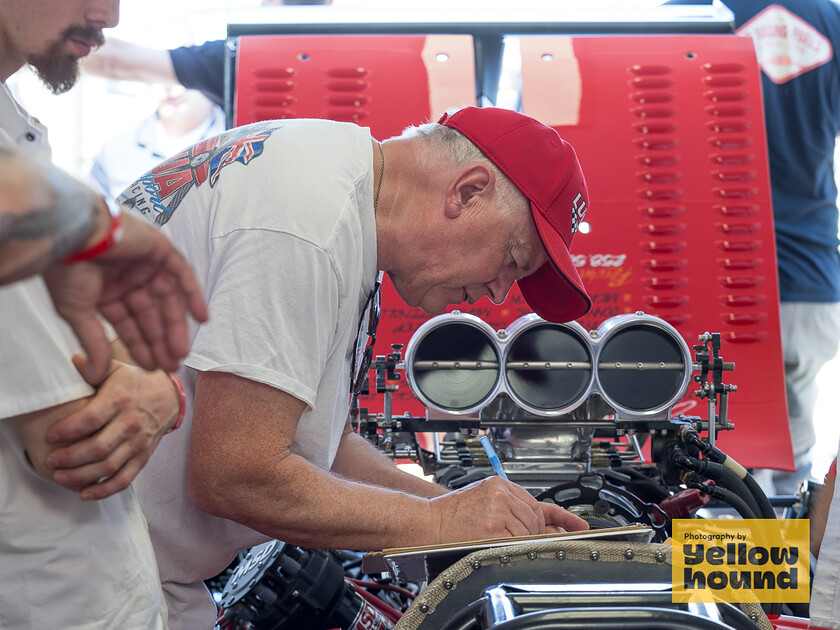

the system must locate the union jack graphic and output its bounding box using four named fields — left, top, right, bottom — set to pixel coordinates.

left=120, top=121, right=281, bottom=226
